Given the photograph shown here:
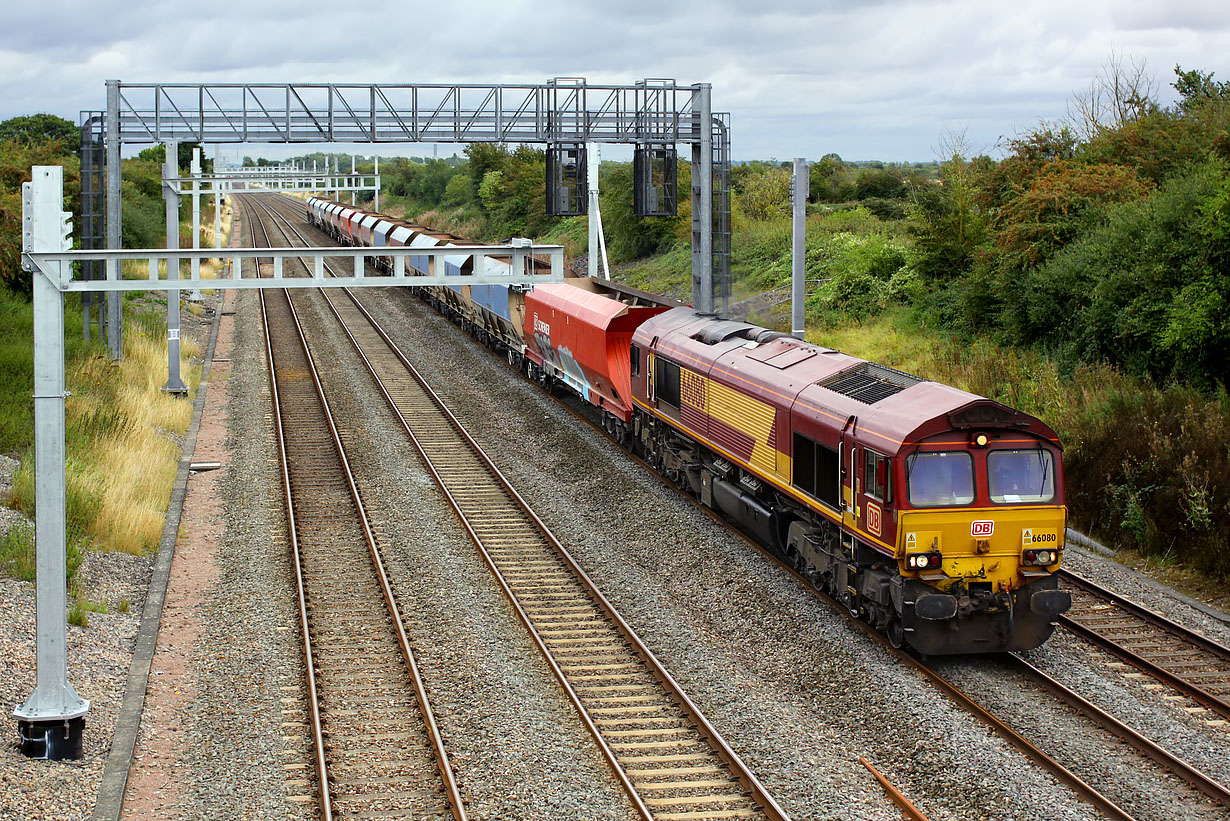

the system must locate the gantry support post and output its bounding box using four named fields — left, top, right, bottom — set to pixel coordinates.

left=162, top=142, right=188, bottom=395
left=189, top=148, right=203, bottom=301
left=214, top=146, right=222, bottom=255
left=15, top=166, right=90, bottom=760
left=587, top=143, right=610, bottom=279
left=105, top=80, right=122, bottom=360
left=691, top=84, right=713, bottom=314
left=373, top=155, right=379, bottom=212
left=792, top=158, right=808, bottom=340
